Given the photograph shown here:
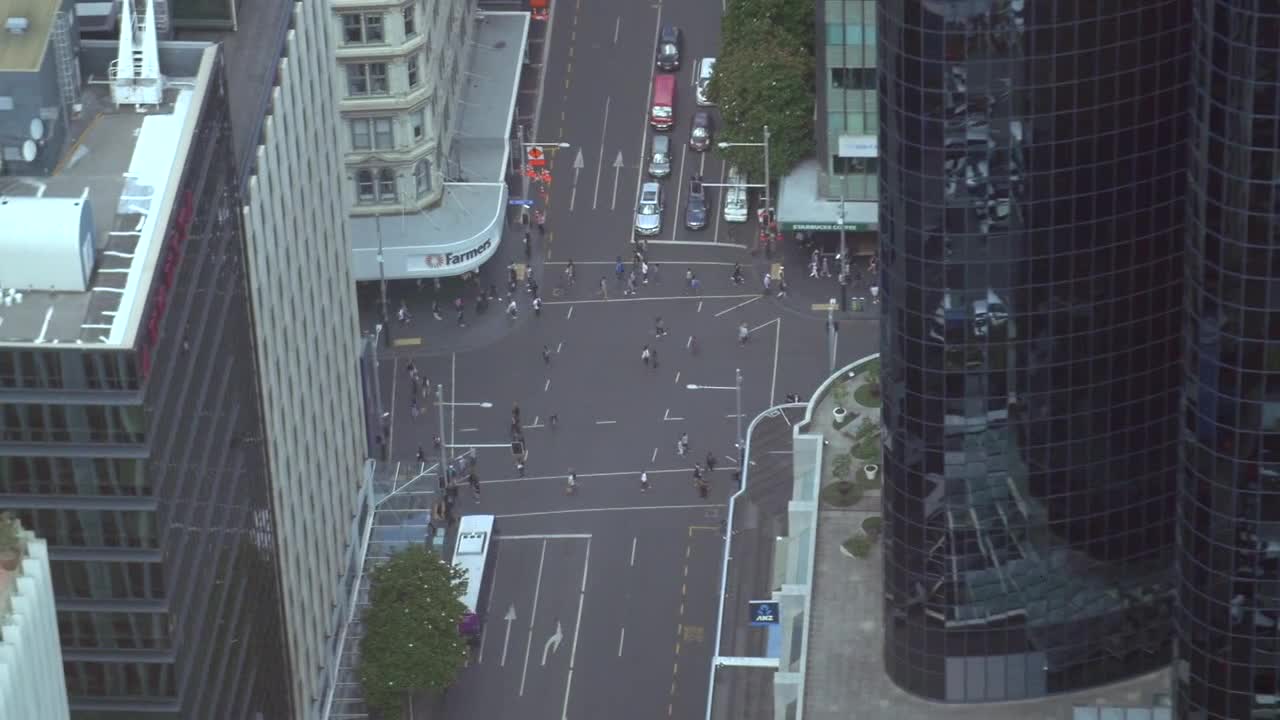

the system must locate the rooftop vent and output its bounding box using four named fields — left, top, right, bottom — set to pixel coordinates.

left=4, top=16, right=29, bottom=34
